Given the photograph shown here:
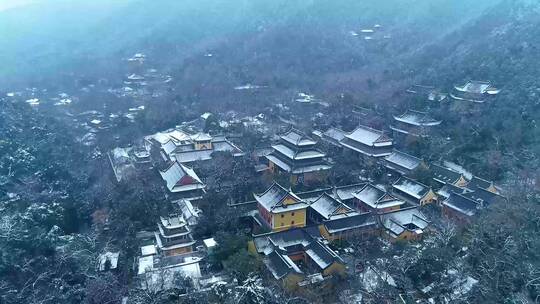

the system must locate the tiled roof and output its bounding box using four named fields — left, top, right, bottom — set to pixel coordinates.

left=384, top=150, right=423, bottom=171
left=265, top=250, right=303, bottom=279
left=431, top=164, right=463, bottom=185
left=380, top=207, right=429, bottom=236
left=280, top=129, right=317, bottom=147
left=345, top=125, right=393, bottom=147
left=392, top=177, right=430, bottom=200
left=323, top=212, right=377, bottom=234
left=393, top=110, right=442, bottom=127
left=309, top=193, right=355, bottom=220
left=353, top=184, right=405, bottom=210
left=254, top=183, right=309, bottom=213
left=466, top=176, right=494, bottom=192
left=442, top=192, right=479, bottom=217
left=252, top=227, right=321, bottom=255
left=159, top=161, right=205, bottom=193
